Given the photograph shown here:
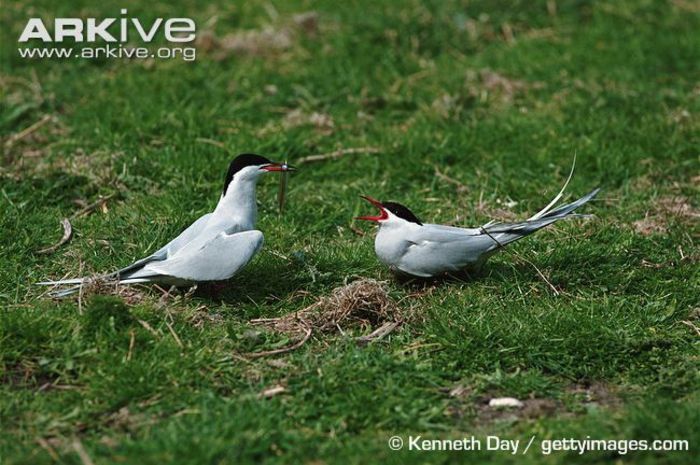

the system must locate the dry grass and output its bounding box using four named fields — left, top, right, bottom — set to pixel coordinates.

left=633, top=195, right=699, bottom=236
left=196, top=11, right=319, bottom=60
left=247, top=278, right=402, bottom=357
